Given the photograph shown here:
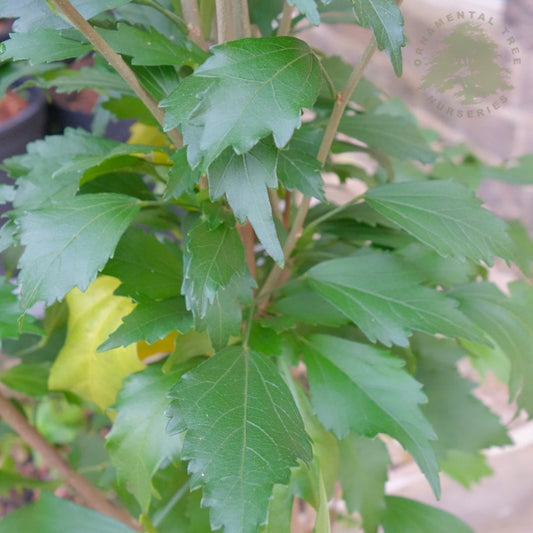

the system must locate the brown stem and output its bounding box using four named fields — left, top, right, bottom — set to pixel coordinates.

left=257, top=37, right=379, bottom=312
left=0, top=393, right=141, bottom=530
left=278, top=3, right=294, bottom=36
left=237, top=222, right=257, bottom=282
left=49, top=0, right=183, bottom=148
left=215, top=0, right=235, bottom=42
left=182, top=0, right=208, bottom=49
